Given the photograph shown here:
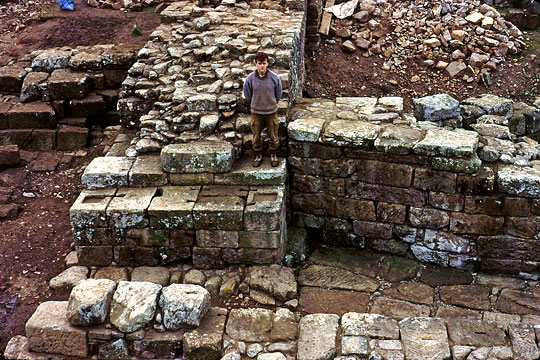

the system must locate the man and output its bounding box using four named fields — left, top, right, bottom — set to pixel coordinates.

left=243, top=52, right=283, bottom=167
